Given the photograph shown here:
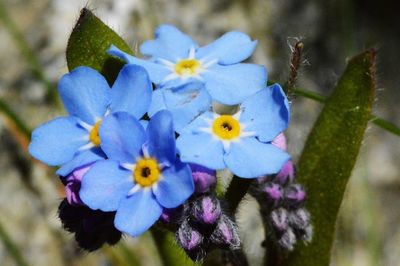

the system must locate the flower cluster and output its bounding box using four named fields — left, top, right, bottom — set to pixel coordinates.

left=29, top=24, right=292, bottom=255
